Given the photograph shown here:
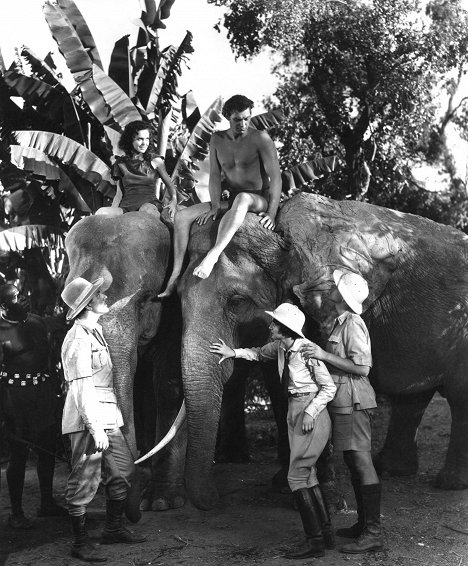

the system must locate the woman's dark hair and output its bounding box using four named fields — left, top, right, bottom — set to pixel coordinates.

left=222, top=95, right=254, bottom=119
left=118, top=120, right=155, bottom=157
left=275, top=320, right=302, bottom=340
